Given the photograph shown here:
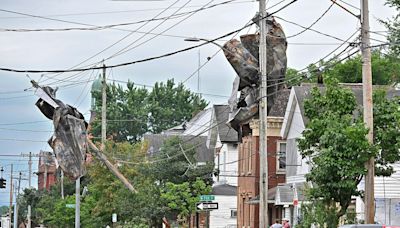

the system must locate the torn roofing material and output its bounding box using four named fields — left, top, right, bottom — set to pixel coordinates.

left=35, top=85, right=87, bottom=180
